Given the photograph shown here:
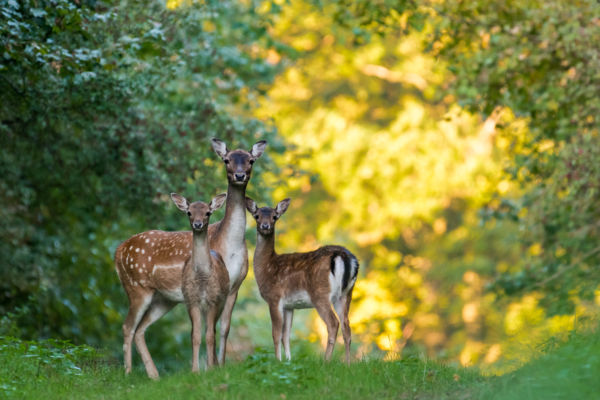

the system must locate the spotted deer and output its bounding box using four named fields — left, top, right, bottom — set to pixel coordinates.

left=245, top=197, right=359, bottom=363
left=171, top=192, right=228, bottom=371
left=114, top=138, right=266, bottom=378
